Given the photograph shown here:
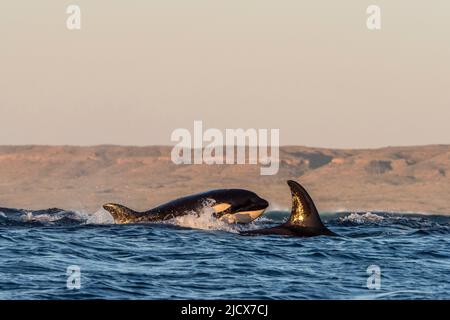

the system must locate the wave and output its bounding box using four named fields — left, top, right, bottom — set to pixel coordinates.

left=1, top=207, right=449, bottom=235
left=0, top=207, right=113, bottom=226
left=0, top=206, right=261, bottom=232
left=328, top=211, right=450, bottom=236
left=168, top=207, right=237, bottom=233
left=338, top=212, right=385, bottom=224
left=352, top=290, right=436, bottom=300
